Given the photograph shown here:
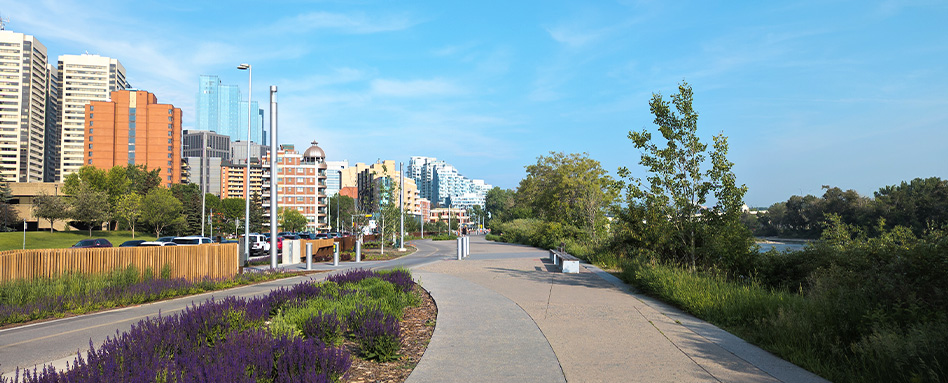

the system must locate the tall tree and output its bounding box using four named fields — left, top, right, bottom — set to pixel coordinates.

left=62, top=166, right=108, bottom=195
left=0, top=177, right=20, bottom=231
left=115, top=193, right=143, bottom=238
left=170, top=183, right=202, bottom=235
left=32, top=193, right=71, bottom=233
left=329, top=194, right=357, bottom=231
left=619, top=81, right=751, bottom=270
left=873, top=177, right=948, bottom=235
left=517, top=152, right=619, bottom=241
left=278, top=207, right=308, bottom=232
left=142, top=187, right=183, bottom=237
left=70, top=185, right=111, bottom=237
